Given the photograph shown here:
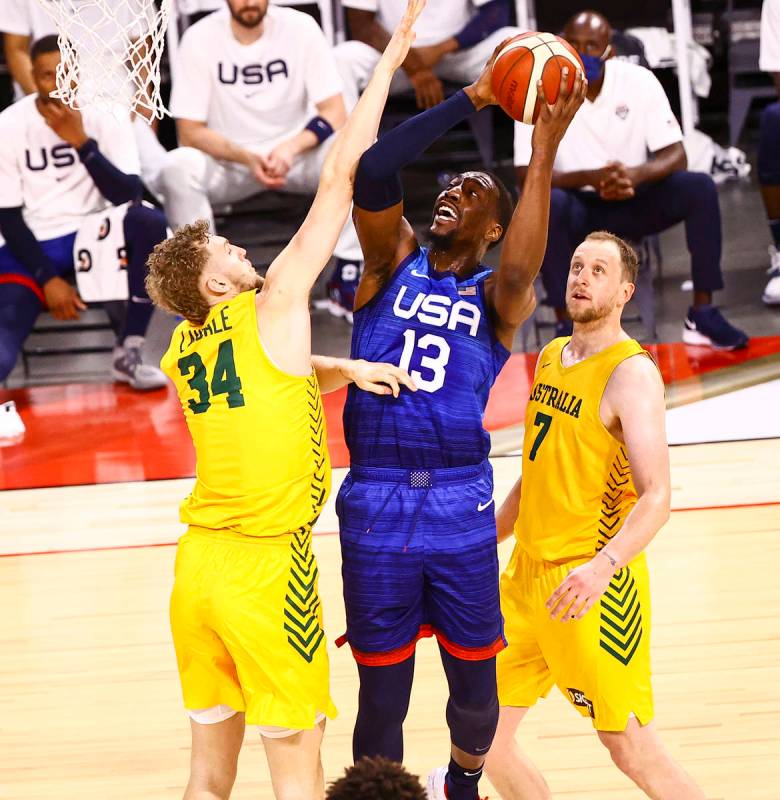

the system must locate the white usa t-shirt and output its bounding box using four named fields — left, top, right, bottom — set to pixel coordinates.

left=760, top=0, right=780, bottom=72
left=0, top=94, right=141, bottom=241
left=170, top=6, right=343, bottom=150
left=514, top=59, right=683, bottom=176
left=343, top=0, right=493, bottom=48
